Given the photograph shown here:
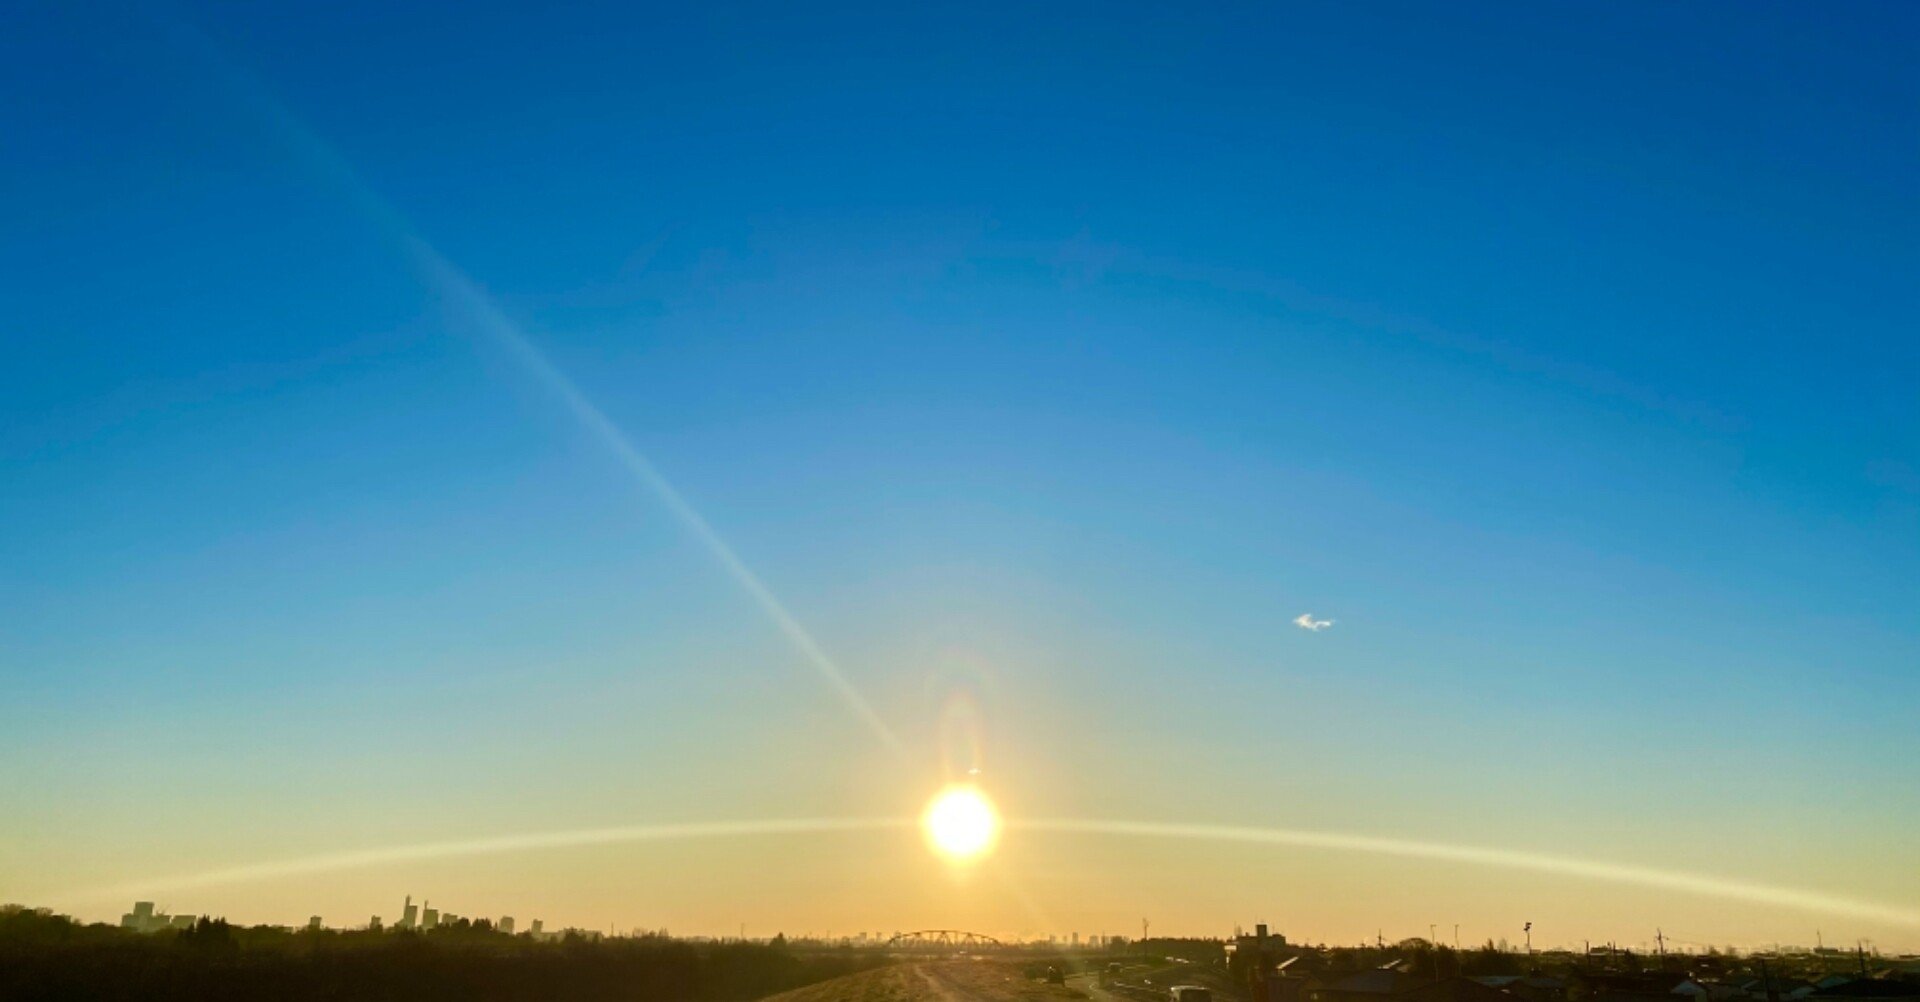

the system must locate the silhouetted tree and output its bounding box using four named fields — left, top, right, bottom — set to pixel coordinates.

left=177, top=917, right=236, bottom=951
left=0, top=906, right=888, bottom=1002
